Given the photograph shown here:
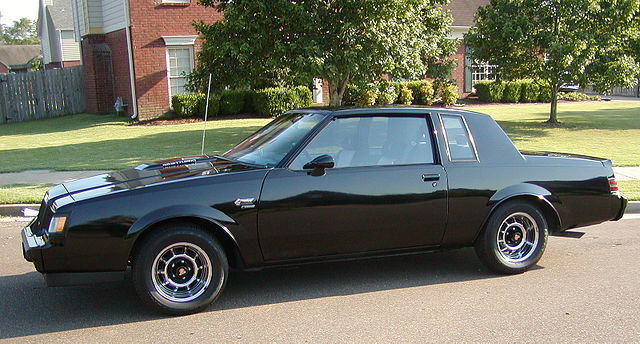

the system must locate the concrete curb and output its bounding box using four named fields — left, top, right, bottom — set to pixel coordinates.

left=0, top=204, right=39, bottom=217
left=2, top=201, right=640, bottom=218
